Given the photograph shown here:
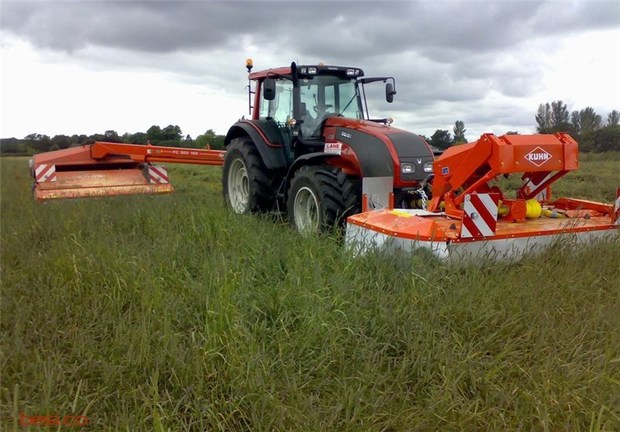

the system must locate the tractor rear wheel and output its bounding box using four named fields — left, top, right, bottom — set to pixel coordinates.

left=287, top=165, right=360, bottom=235
left=223, top=138, right=274, bottom=214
